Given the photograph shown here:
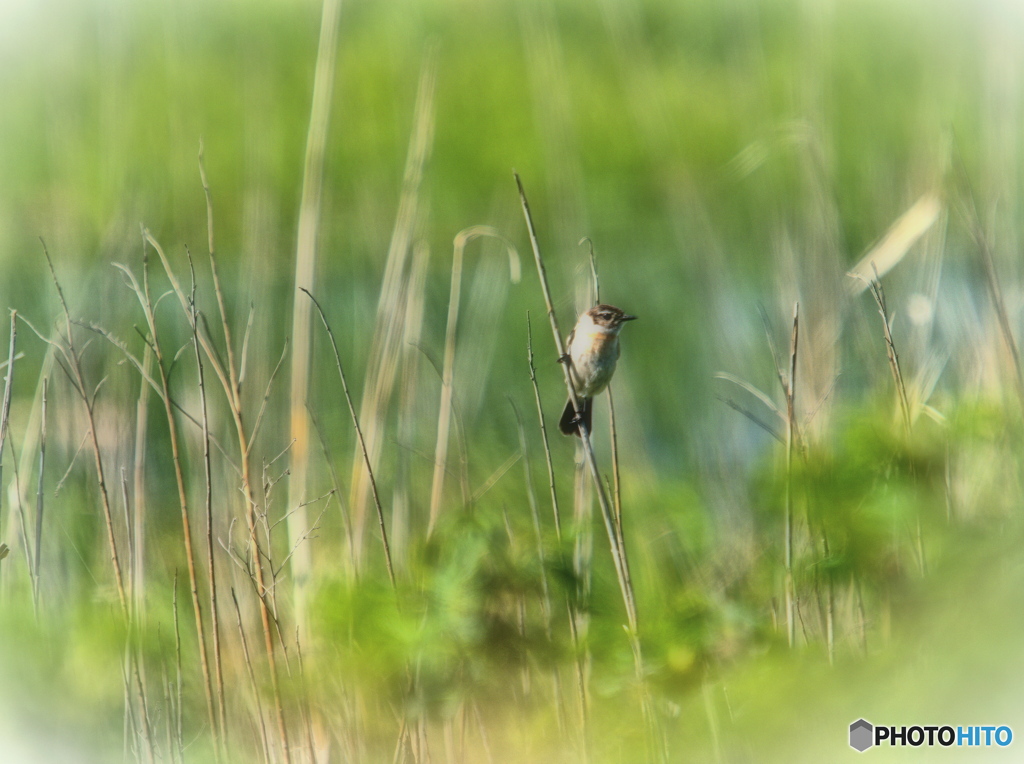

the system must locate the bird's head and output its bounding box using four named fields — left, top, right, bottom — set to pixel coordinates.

left=585, top=304, right=637, bottom=332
